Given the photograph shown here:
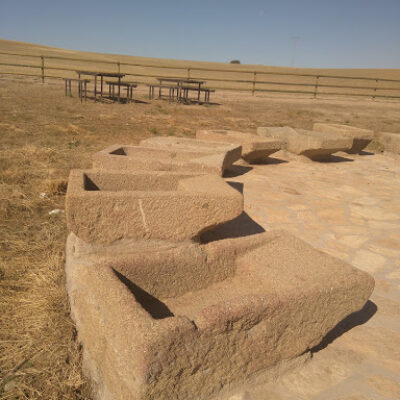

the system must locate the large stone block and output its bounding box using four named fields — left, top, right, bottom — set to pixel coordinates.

left=65, top=170, right=243, bottom=244
left=140, top=136, right=242, bottom=172
left=376, top=131, right=400, bottom=154
left=196, top=129, right=283, bottom=163
left=92, top=144, right=232, bottom=176
left=66, top=229, right=374, bottom=400
left=257, top=126, right=353, bottom=160
left=313, top=123, right=374, bottom=153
